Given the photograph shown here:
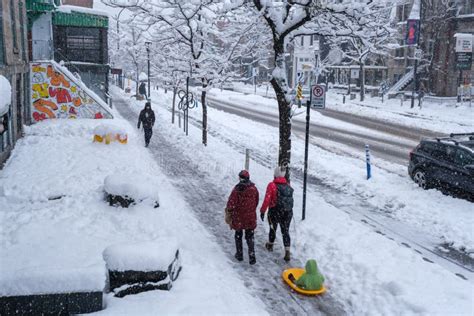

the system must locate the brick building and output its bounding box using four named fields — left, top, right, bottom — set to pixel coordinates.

left=0, top=0, right=29, bottom=166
